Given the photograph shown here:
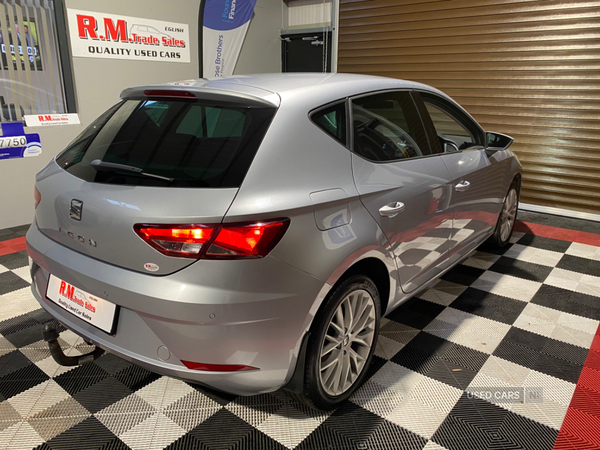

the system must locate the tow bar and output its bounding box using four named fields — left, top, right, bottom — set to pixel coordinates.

left=42, top=323, right=105, bottom=366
